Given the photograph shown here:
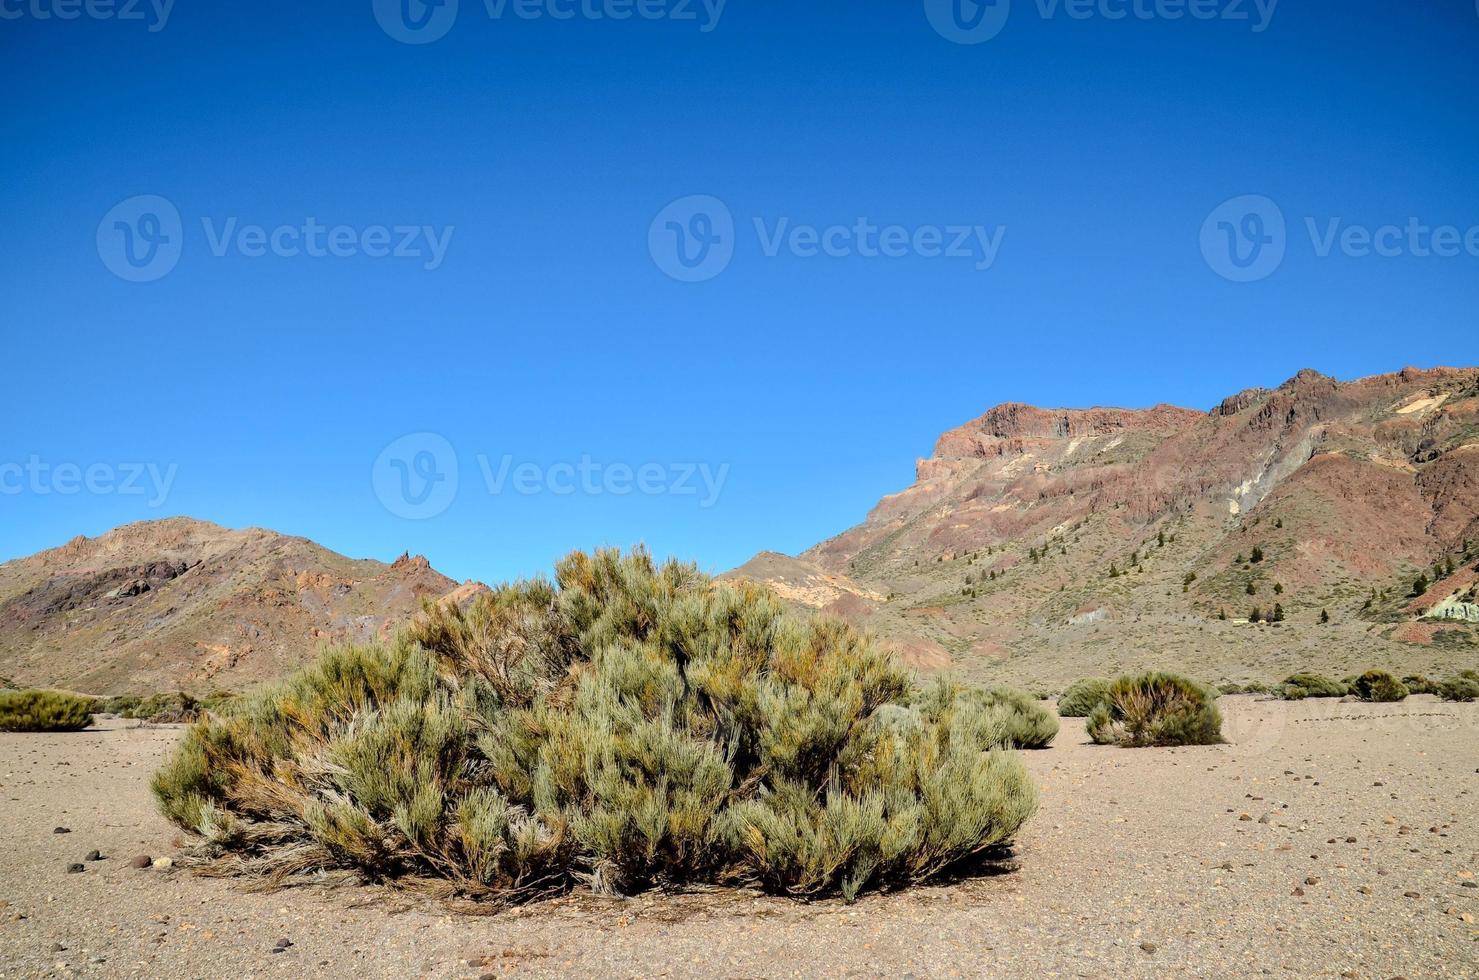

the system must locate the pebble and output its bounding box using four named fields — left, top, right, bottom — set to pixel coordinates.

left=65, top=863, right=84, bottom=874
left=85, top=850, right=103, bottom=862
left=1403, top=891, right=1420, bottom=899
left=1139, top=942, right=1157, bottom=954
left=154, top=857, right=174, bottom=870
left=129, top=855, right=152, bottom=869
left=52, top=826, right=70, bottom=834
